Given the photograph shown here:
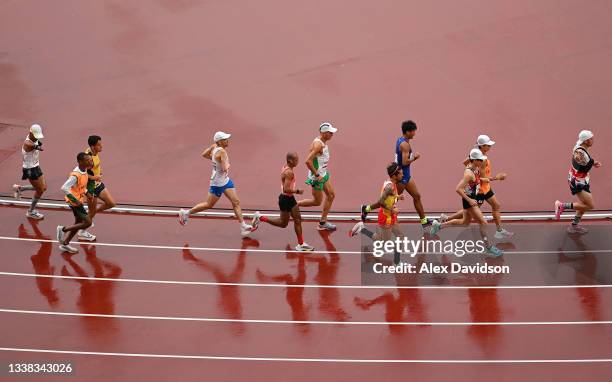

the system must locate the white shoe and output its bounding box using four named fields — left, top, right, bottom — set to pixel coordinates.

left=241, top=223, right=254, bottom=237
left=251, top=211, right=261, bottom=232
left=494, top=228, right=514, bottom=240
left=12, top=184, right=21, bottom=200
left=178, top=209, right=189, bottom=226
left=59, top=244, right=79, bottom=254
left=56, top=226, right=65, bottom=243
left=439, top=213, right=449, bottom=223
left=295, top=243, right=315, bottom=252
left=77, top=230, right=97, bottom=241
left=26, top=210, right=44, bottom=220
left=317, top=221, right=337, bottom=231
left=349, top=221, right=364, bottom=237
